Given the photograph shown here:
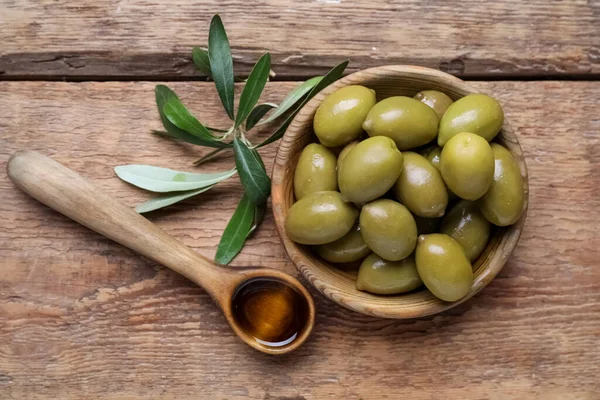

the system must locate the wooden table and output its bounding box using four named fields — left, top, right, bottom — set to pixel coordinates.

left=1, top=1, right=599, bottom=399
